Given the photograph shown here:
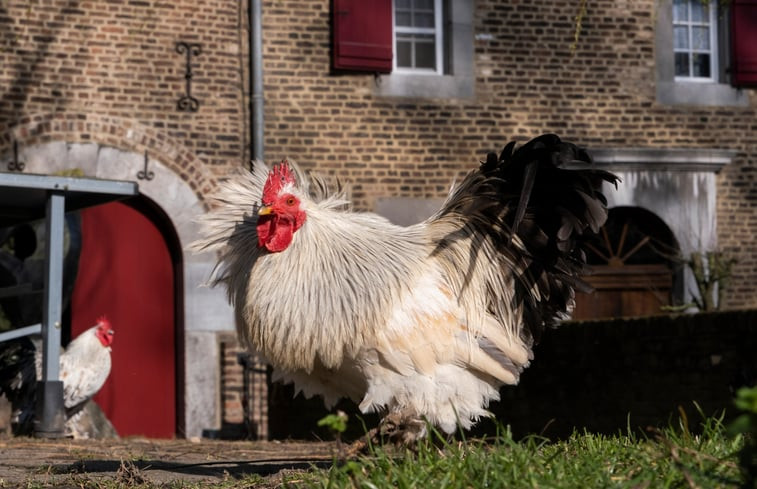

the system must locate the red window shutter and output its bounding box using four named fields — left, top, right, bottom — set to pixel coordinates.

left=731, top=0, right=757, bottom=86
left=333, top=0, right=392, bottom=73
